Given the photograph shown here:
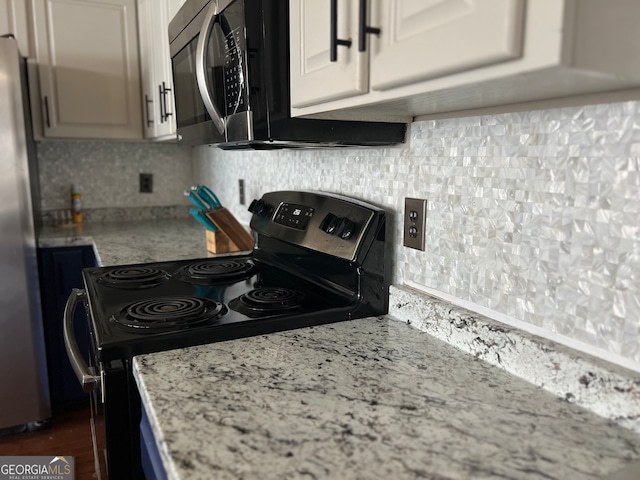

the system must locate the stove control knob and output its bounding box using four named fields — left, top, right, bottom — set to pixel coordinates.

left=248, top=199, right=272, bottom=216
left=319, top=213, right=340, bottom=234
left=248, top=199, right=260, bottom=213
left=336, top=218, right=356, bottom=240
